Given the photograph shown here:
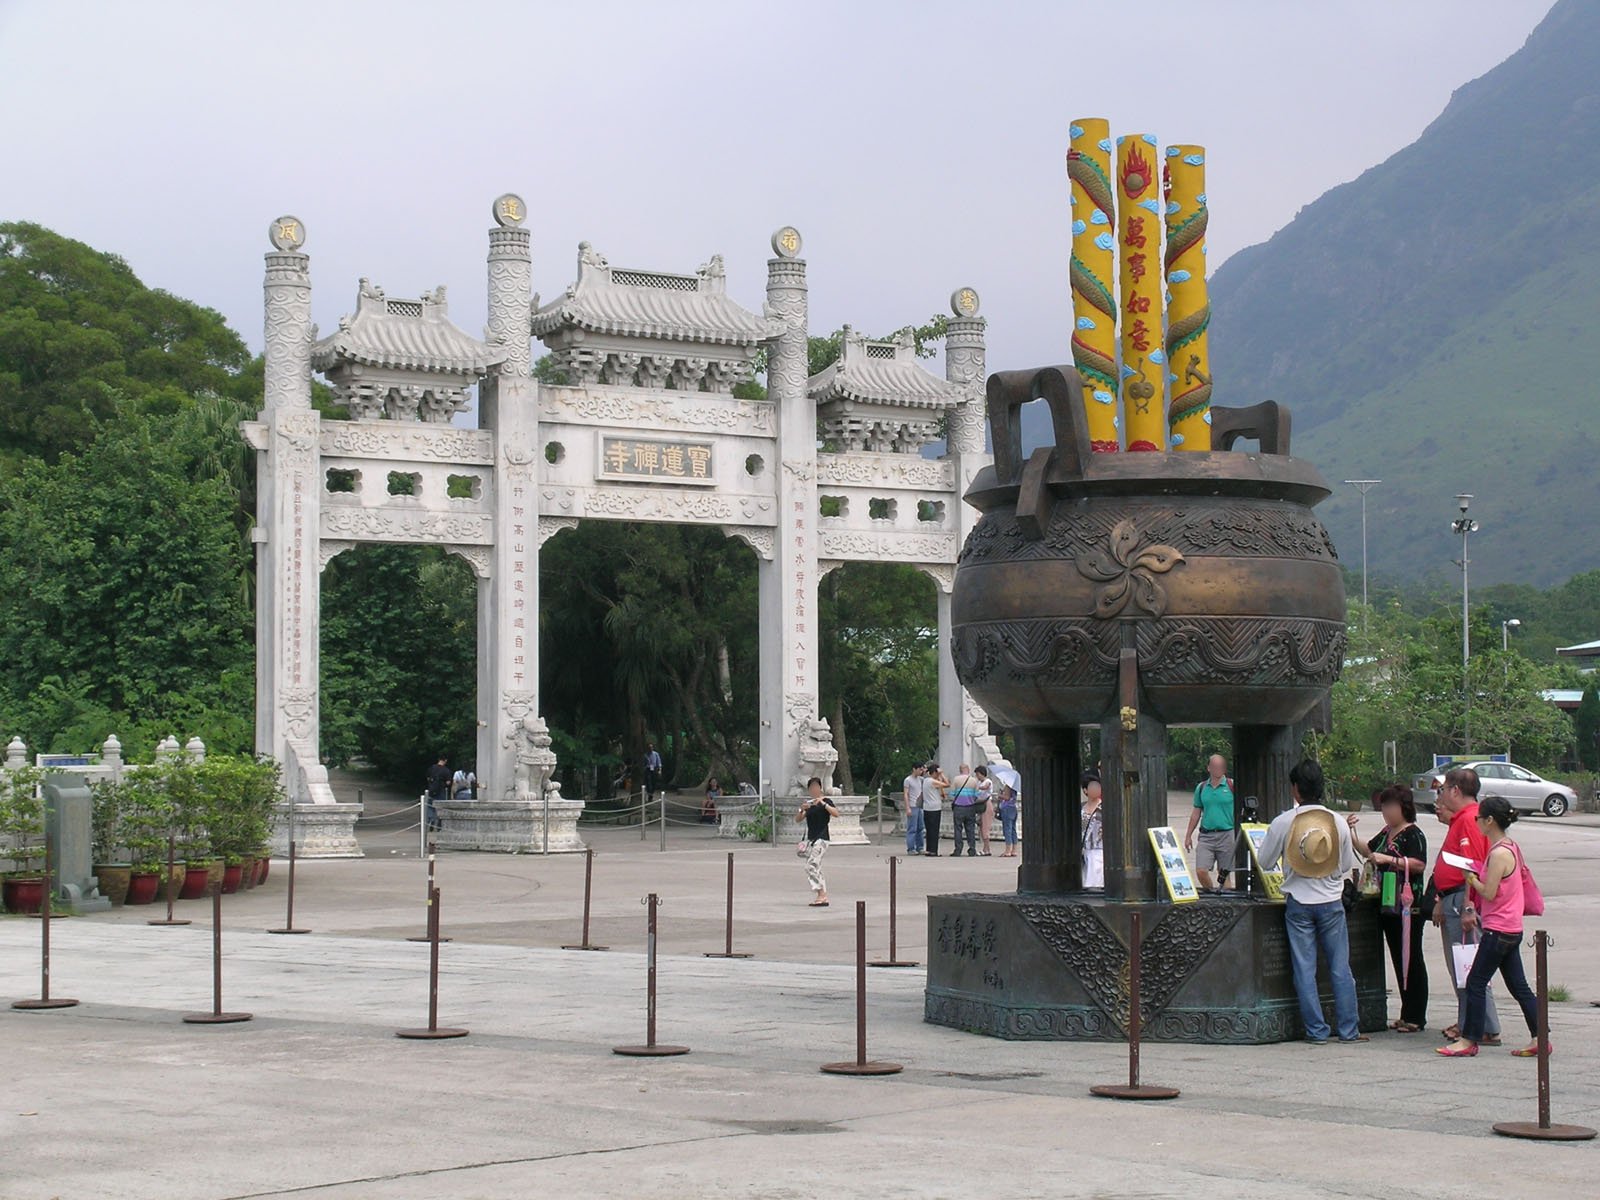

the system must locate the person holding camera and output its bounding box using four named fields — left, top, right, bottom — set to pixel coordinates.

left=797, top=777, right=838, bottom=907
